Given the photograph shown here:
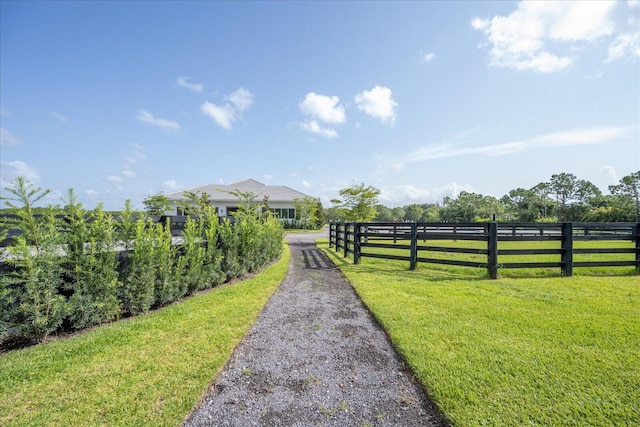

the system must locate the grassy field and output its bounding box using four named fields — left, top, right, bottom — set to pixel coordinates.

left=0, top=245, right=290, bottom=427
left=356, top=238, right=637, bottom=278
left=320, top=239, right=639, bottom=426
